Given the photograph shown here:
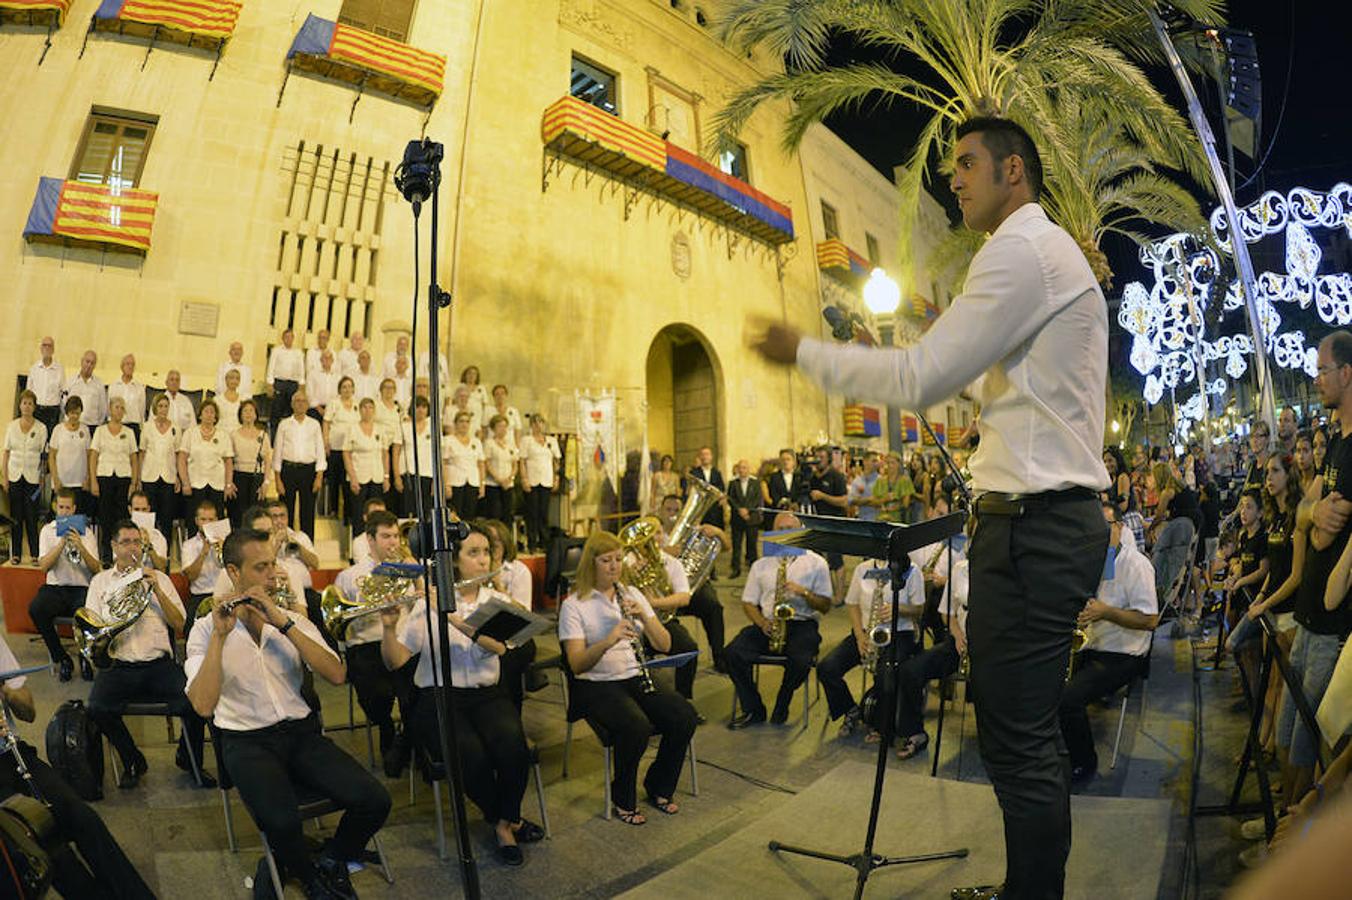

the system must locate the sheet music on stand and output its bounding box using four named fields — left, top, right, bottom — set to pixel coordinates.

left=463, top=597, right=551, bottom=649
